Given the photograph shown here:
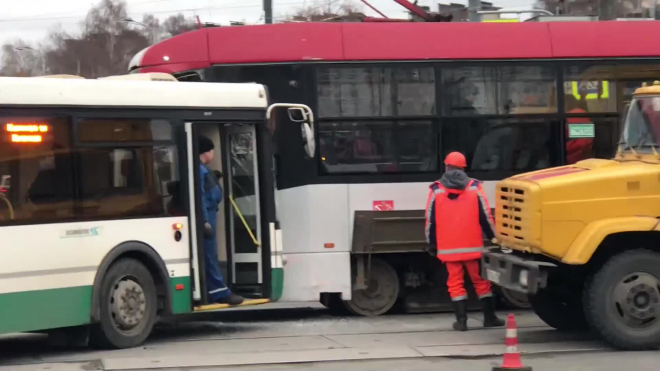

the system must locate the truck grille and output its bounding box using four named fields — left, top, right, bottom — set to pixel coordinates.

left=496, top=184, right=532, bottom=247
